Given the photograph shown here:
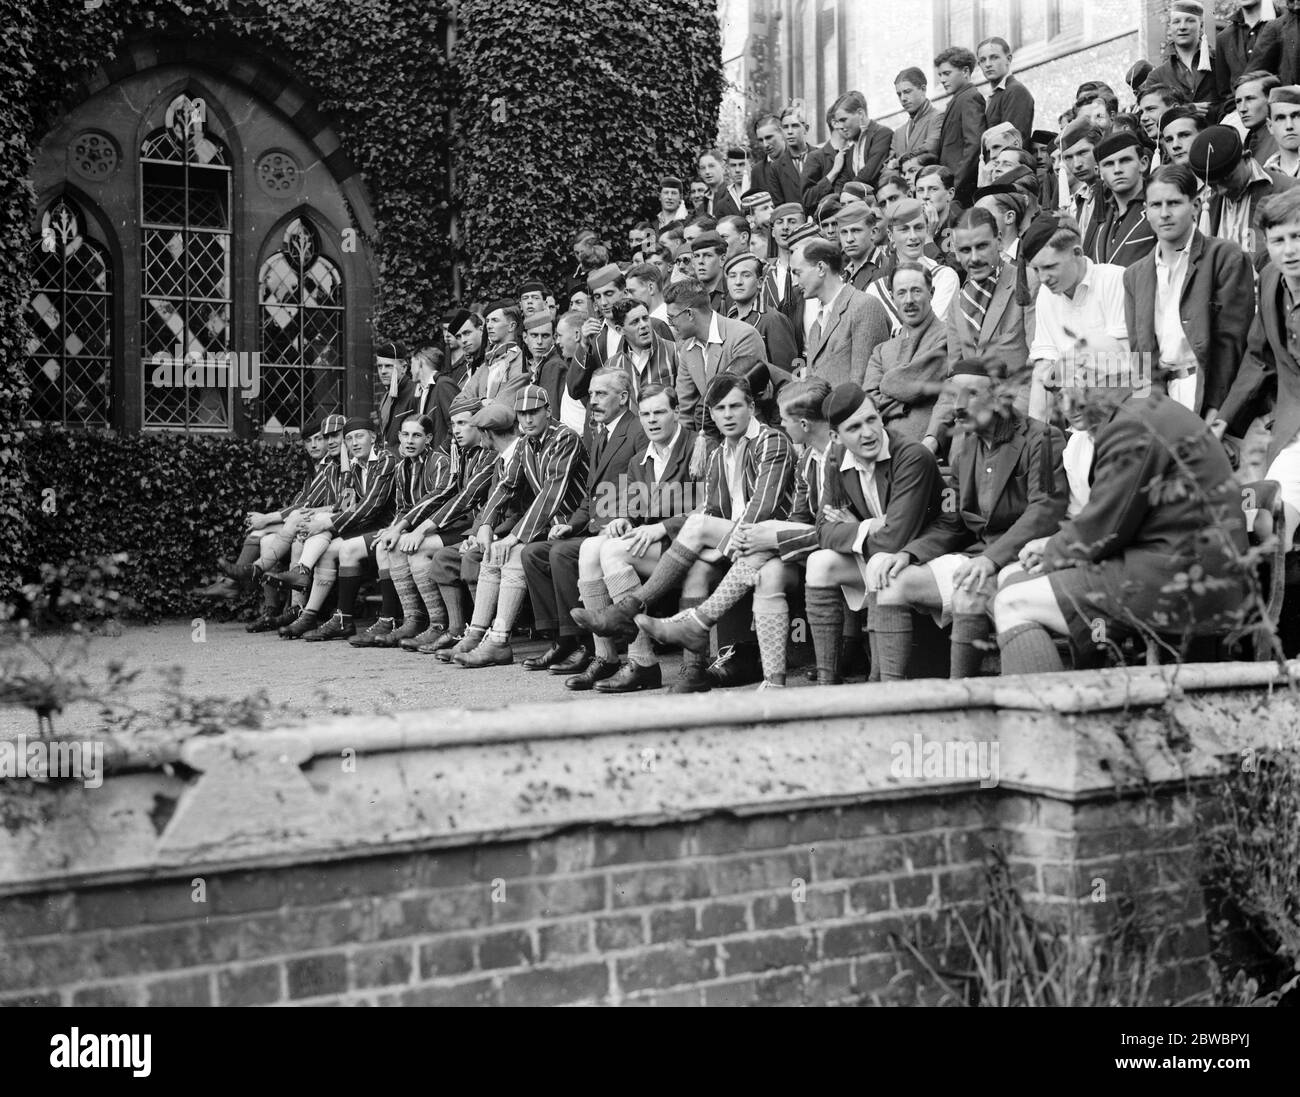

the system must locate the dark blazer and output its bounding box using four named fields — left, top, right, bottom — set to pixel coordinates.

left=817, top=435, right=945, bottom=557
left=1222, top=262, right=1300, bottom=466
left=1217, top=9, right=1276, bottom=107
left=1083, top=196, right=1157, bottom=268
left=863, top=309, right=949, bottom=445
left=710, top=185, right=743, bottom=220
left=983, top=75, right=1034, bottom=144
left=905, top=416, right=1068, bottom=569
left=806, top=285, right=892, bottom=389
left=1253, top=12, right=1299, bottom=87
left=1042, top=392, right=1248, bottom=633
left=625, top=426, right=699, bottom=527
left=1206, top=169, right=1300, bottom=267
left=378, top=377, right=416, bottom=450
left=568, top=411, right=647, bottom=533
left=937, top=82, right=988, bottom=205
left=663, top=423, right=795, bottom=554
left=800, top=122, right=894, bottom=211
left=751, top=149, right=803, bottom=208
left=731, top=303, right=800, bottom=373
left=1123, top=230, right=1255, bottom=417
left=401, top=374, right=459, bottom=454
left=532, top=348, right=569, bottom=420
left=760, top=257, right=805, bottom=337
left=1146, top=50, right=1220, bottom=119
